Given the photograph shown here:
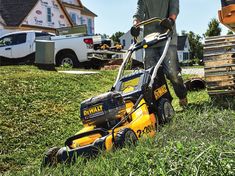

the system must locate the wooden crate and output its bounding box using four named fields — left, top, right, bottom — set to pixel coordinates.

left=204, top=54, right=235, bottom=67
left=205, top=64, right=235, bottom=73
left=204, top=35, right=235, bottom=96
